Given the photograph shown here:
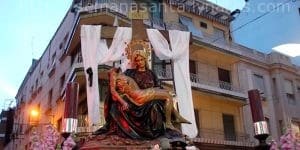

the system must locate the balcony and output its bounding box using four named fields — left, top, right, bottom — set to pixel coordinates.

left=153, top=66, right=173, bottom=80
left=153, top=68, right=247, bottom=99
left=190, top=73, right=247, bottom=99
left=193, top=128, right=254, bottom=147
